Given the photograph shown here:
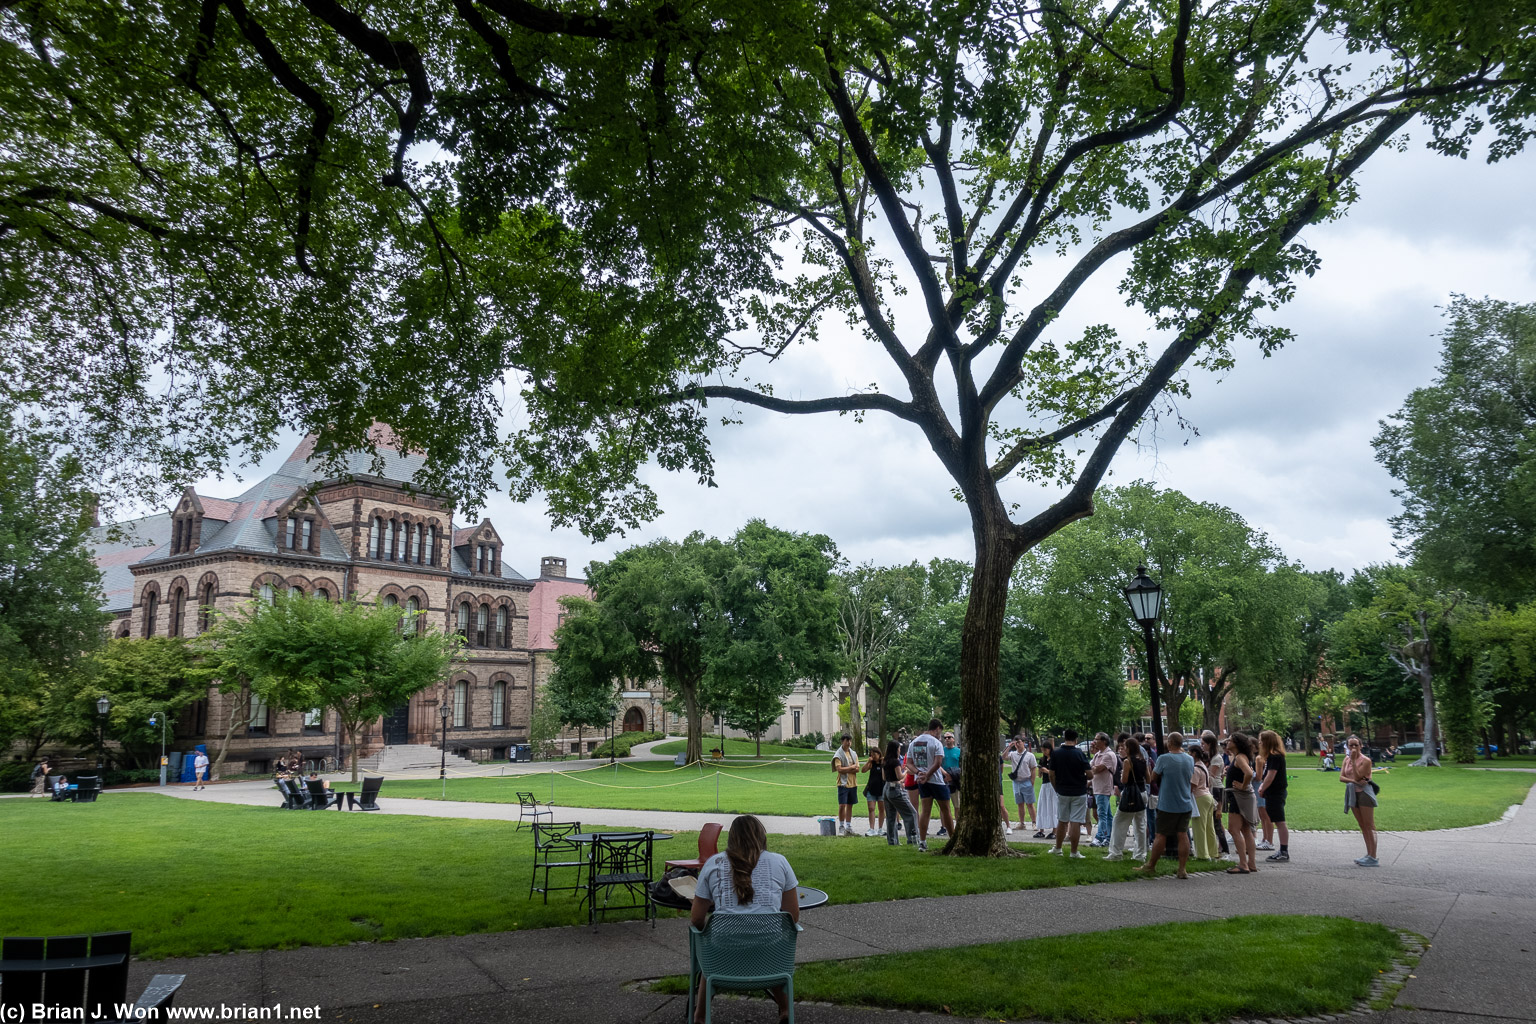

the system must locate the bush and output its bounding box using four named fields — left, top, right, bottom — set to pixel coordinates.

left=781, top=732, right=825, bottom=749
left=591, top=731, right=665, bottom=759
left=102, top=768, right=163, bottom=785
left=0, top=762, right=35, bottom=792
